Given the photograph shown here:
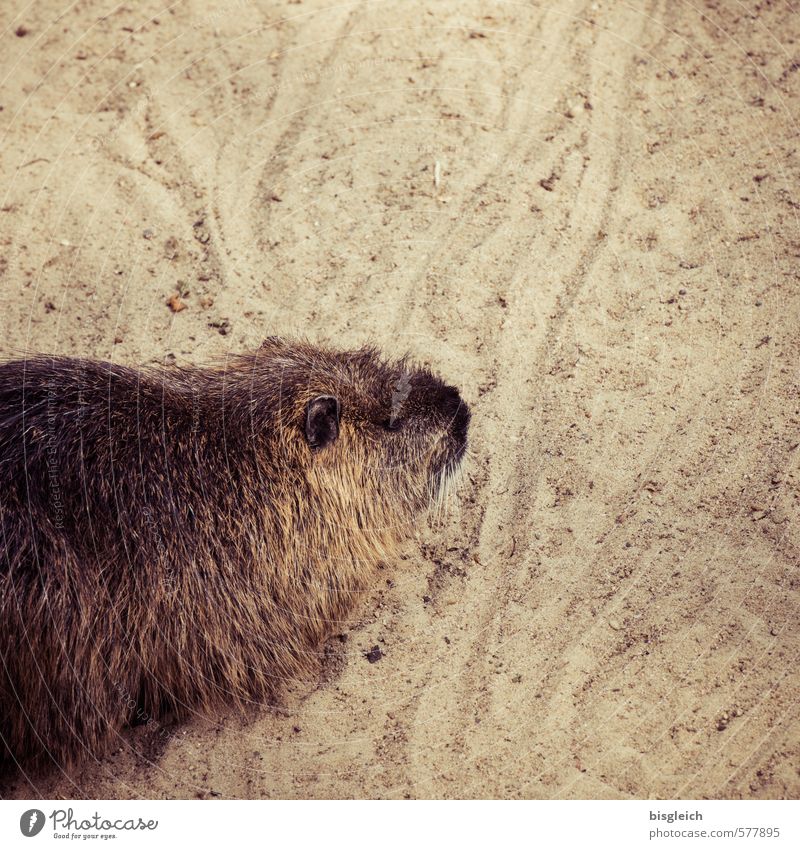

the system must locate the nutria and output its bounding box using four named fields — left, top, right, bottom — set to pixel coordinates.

left=0, top=337, right=470, bottom=772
